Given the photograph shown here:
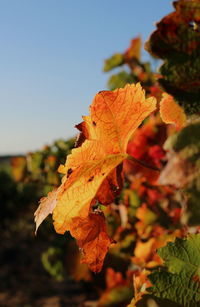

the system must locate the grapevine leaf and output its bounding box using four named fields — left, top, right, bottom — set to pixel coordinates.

left=53, top=147, right=126, bottom=234
left=173, top=122, right=200, bottom=152
left=96, top=164, right=124, bottom=205
left=107, top=71, right=136, bottom=91
left=106, top=268, right=126, bottom=289
left=34, top=190, right=58, bottom=233
left=160, top=93, right=186, bottom=130
left=35, top=83, right=156, bottom=271
left=103, top=53, right=124, bottom=72
left=124, top=36, right=141, bottom=62
left=148, top=234, right=200, bottom=307
left=69, top=212, right=112, bottom=273
left=146, top=0, right=200, bottom=114
left=11, top=156, right=27, bottom=182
